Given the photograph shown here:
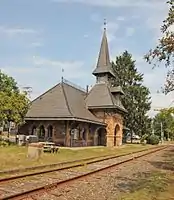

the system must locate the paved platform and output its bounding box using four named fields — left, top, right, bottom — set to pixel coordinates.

left=59, top=145, right=127, bottom=150
left=59, top=146, right=106, bottom=150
